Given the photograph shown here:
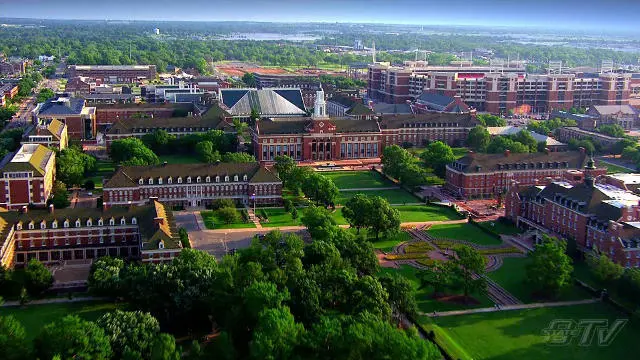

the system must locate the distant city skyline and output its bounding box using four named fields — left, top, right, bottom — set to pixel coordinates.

left=0, top=0, right=639, bottom=31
